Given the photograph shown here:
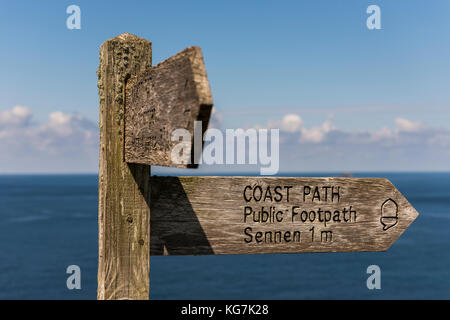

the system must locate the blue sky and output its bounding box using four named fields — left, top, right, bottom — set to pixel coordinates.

left=1, top=1, right=450, bottom=173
